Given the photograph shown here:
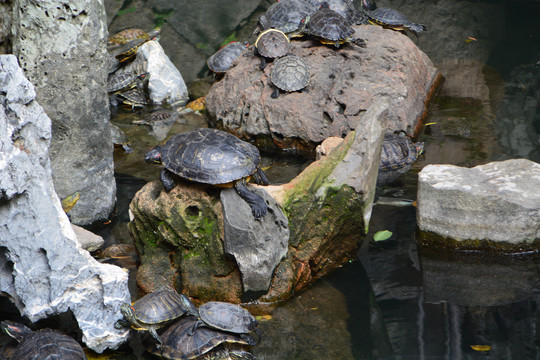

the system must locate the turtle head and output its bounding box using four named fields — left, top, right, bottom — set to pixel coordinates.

left=120, top=303, right=137, bottom=323
left=179, top=294, right=200, bottom=317
left=144, top=146, right=163, bottom=164
left=1, top=321, right=32, bottom=342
